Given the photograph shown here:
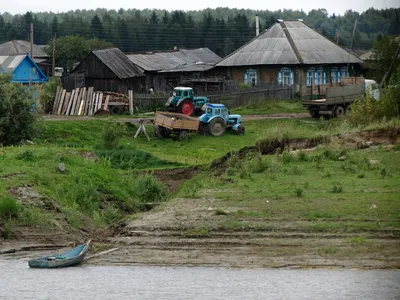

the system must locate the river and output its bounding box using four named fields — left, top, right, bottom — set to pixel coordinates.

left=0, top=260, right=399, bottom=299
